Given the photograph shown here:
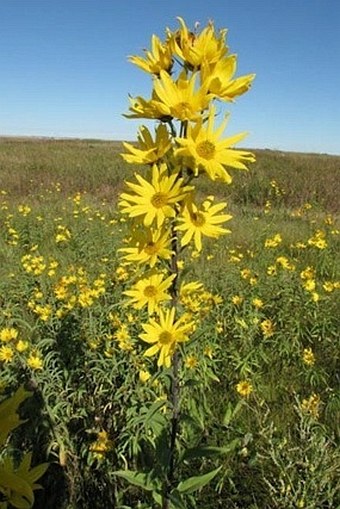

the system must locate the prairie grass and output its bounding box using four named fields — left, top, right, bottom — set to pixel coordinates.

left=0, top=138, right=339, bottom=508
